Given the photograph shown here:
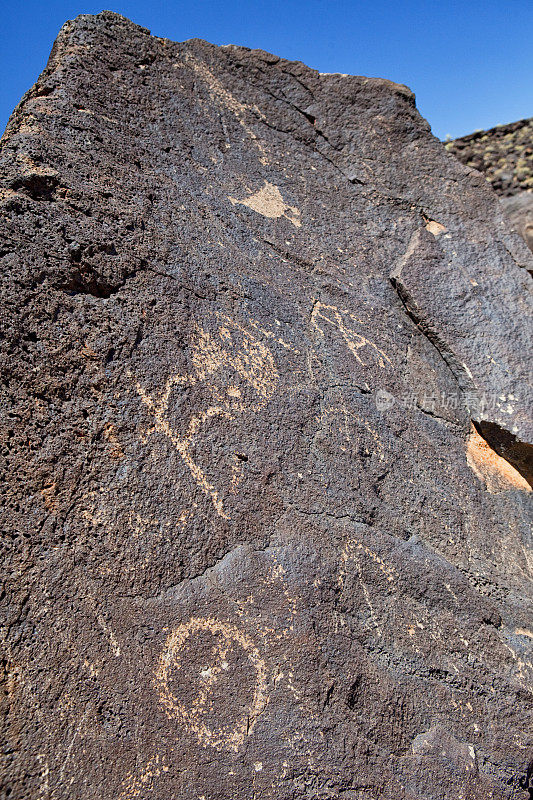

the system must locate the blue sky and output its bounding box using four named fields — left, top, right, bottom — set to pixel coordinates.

left=1, top=0, right=531, bottom=140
